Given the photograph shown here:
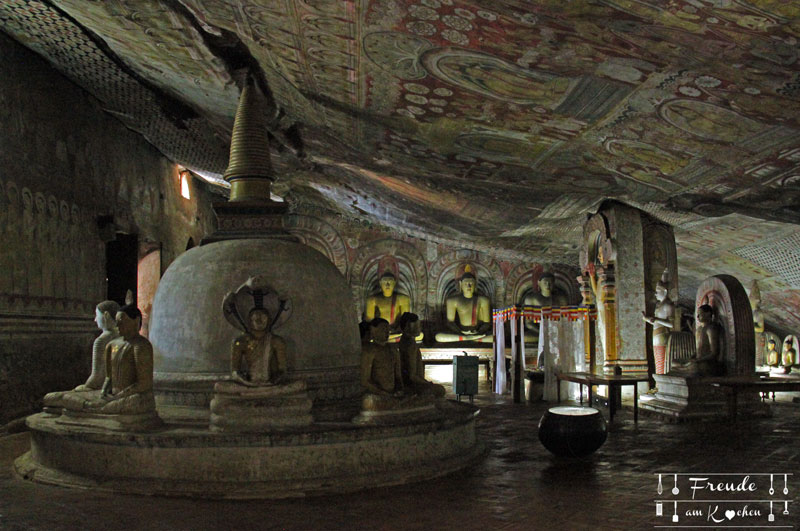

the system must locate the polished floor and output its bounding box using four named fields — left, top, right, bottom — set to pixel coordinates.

left=2, top=367, right=799, bottom=530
